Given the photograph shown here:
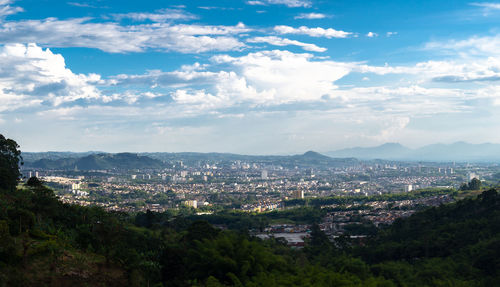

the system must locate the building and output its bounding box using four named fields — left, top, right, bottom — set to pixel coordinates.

left=404, top=184, right=413, bottom=192
left=184, top=200, right=197, bottom=209
left=292, top=190, right=304, bottom=199
left=261, top=170, right=268, bottom=180
left=71, top=182, right=81, bottom=193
